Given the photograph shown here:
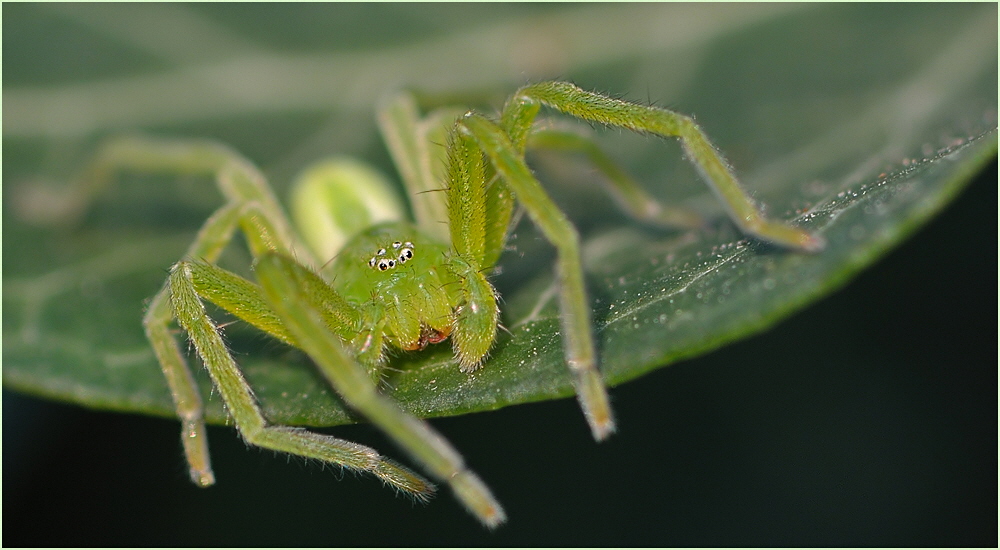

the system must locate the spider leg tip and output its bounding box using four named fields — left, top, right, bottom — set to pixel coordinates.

left=590, top=418, right=618, bottom=442
left=189, top=468, right=216, bottom=487
left=481, top=508, right=508, bottom=530
left=803, top=233, right=826, bottom=253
